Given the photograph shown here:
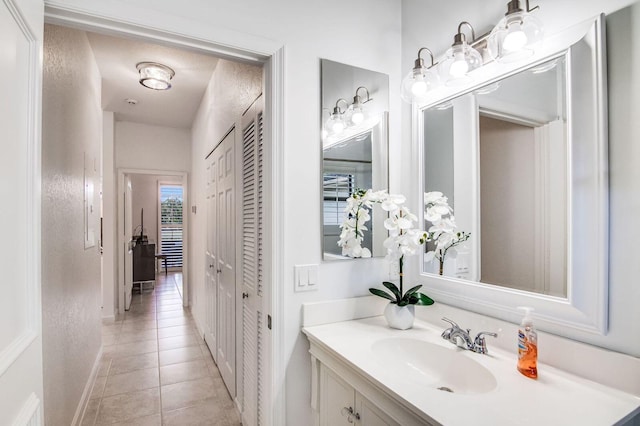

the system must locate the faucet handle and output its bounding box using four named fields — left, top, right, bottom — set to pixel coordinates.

left=440, top=317, right=459, bottom=340
left=441, top=317, right=460, bottom=329
left=473, top=331, right=498, bottom=354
